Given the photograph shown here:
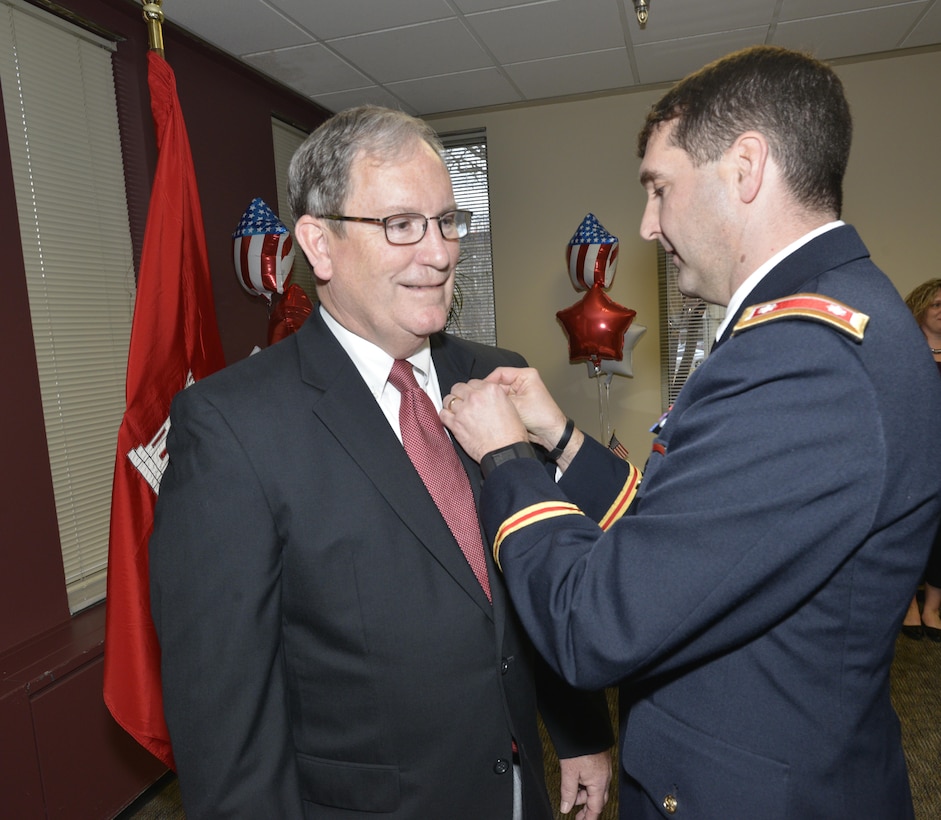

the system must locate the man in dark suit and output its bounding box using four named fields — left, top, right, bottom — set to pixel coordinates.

left=149, top=106, right=613, bottom=819
left=442, top=46, right=941, bottom=818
